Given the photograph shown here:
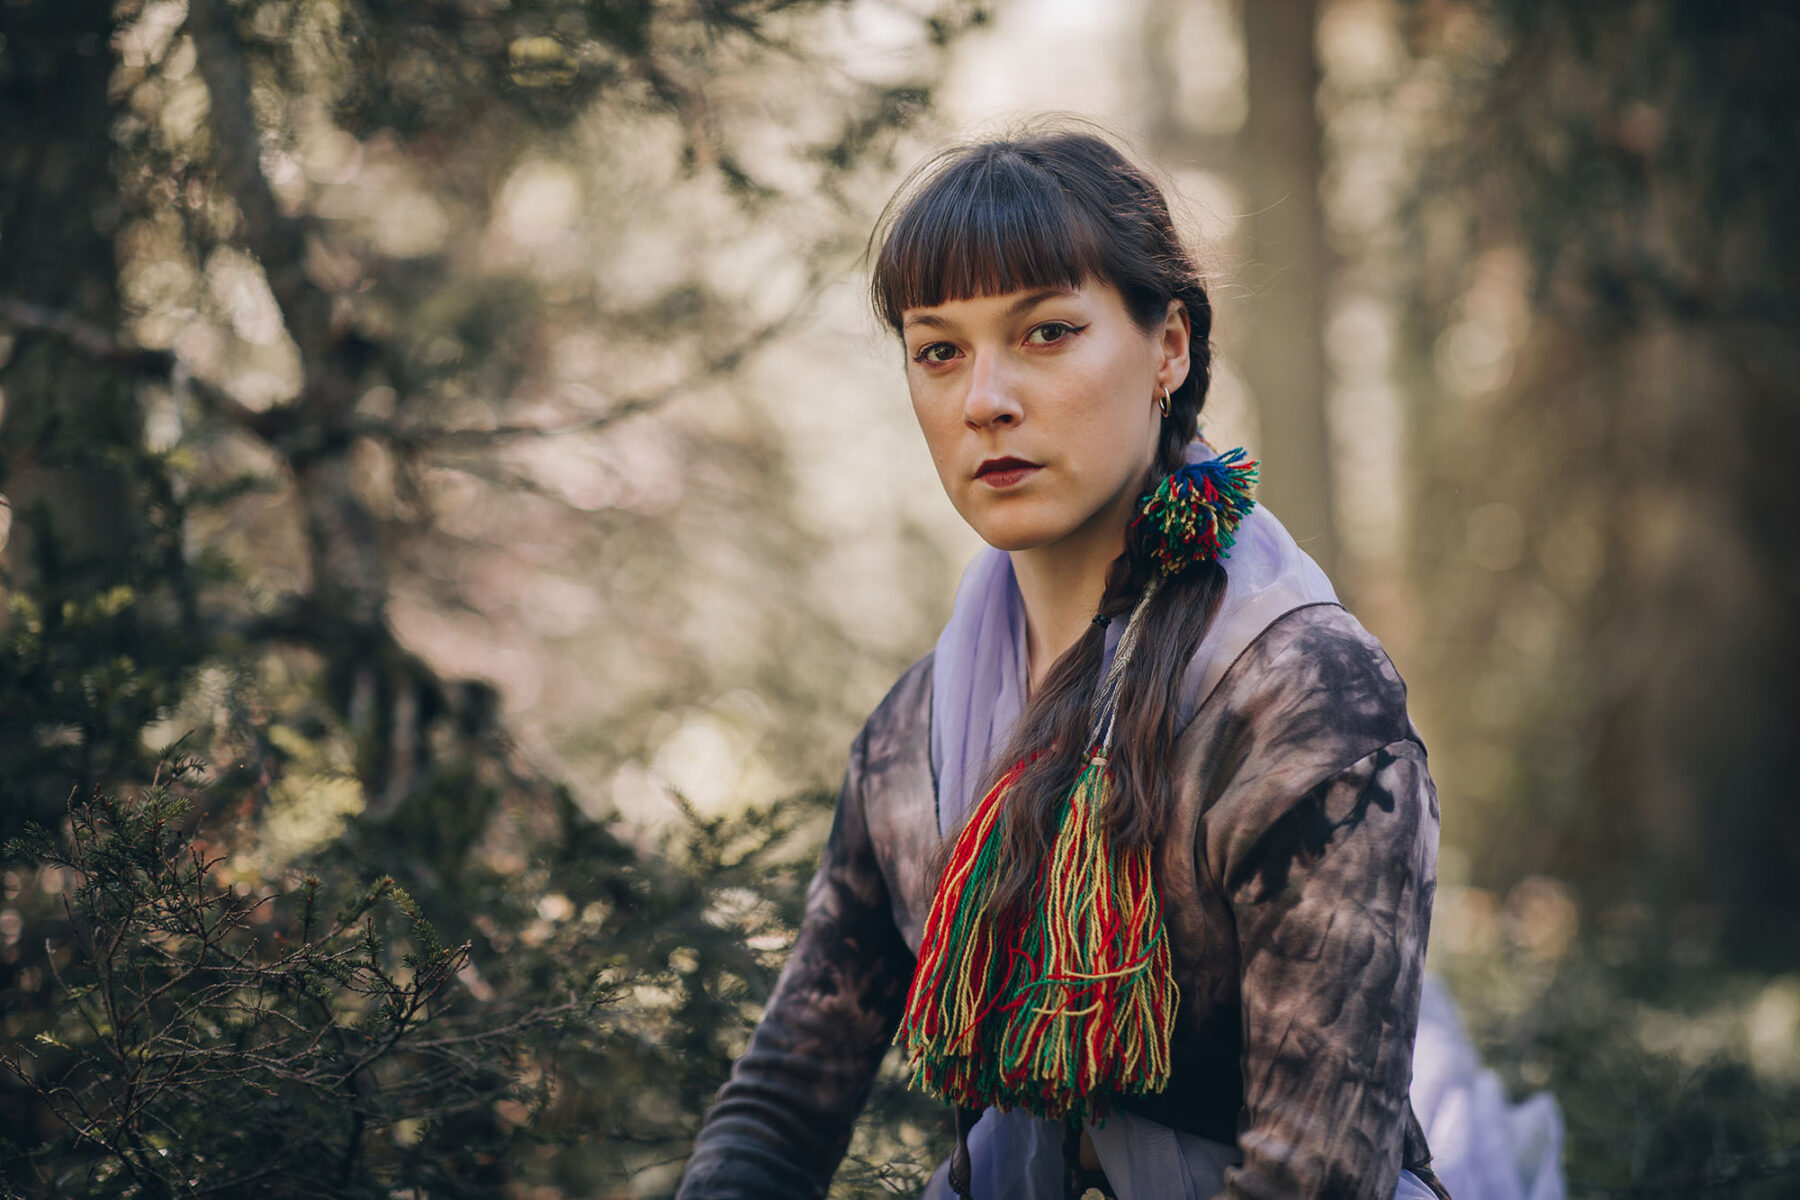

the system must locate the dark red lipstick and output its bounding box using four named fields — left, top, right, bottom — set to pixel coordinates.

left=975, top=456, right=1042, bottom=488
